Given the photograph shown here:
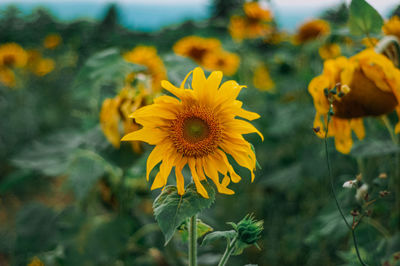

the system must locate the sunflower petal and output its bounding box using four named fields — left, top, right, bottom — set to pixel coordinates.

left=188, top=158, right=209, bottom=198
left=121, top=127, right=167, bottom=144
